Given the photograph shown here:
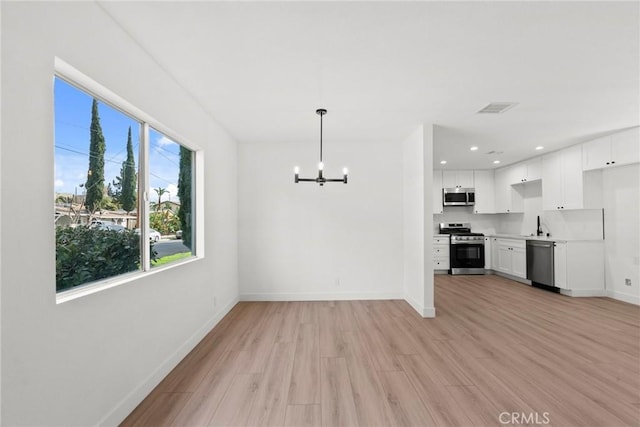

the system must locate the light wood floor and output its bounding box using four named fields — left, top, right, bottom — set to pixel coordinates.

left=121, top=275, right=640, bottom=426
